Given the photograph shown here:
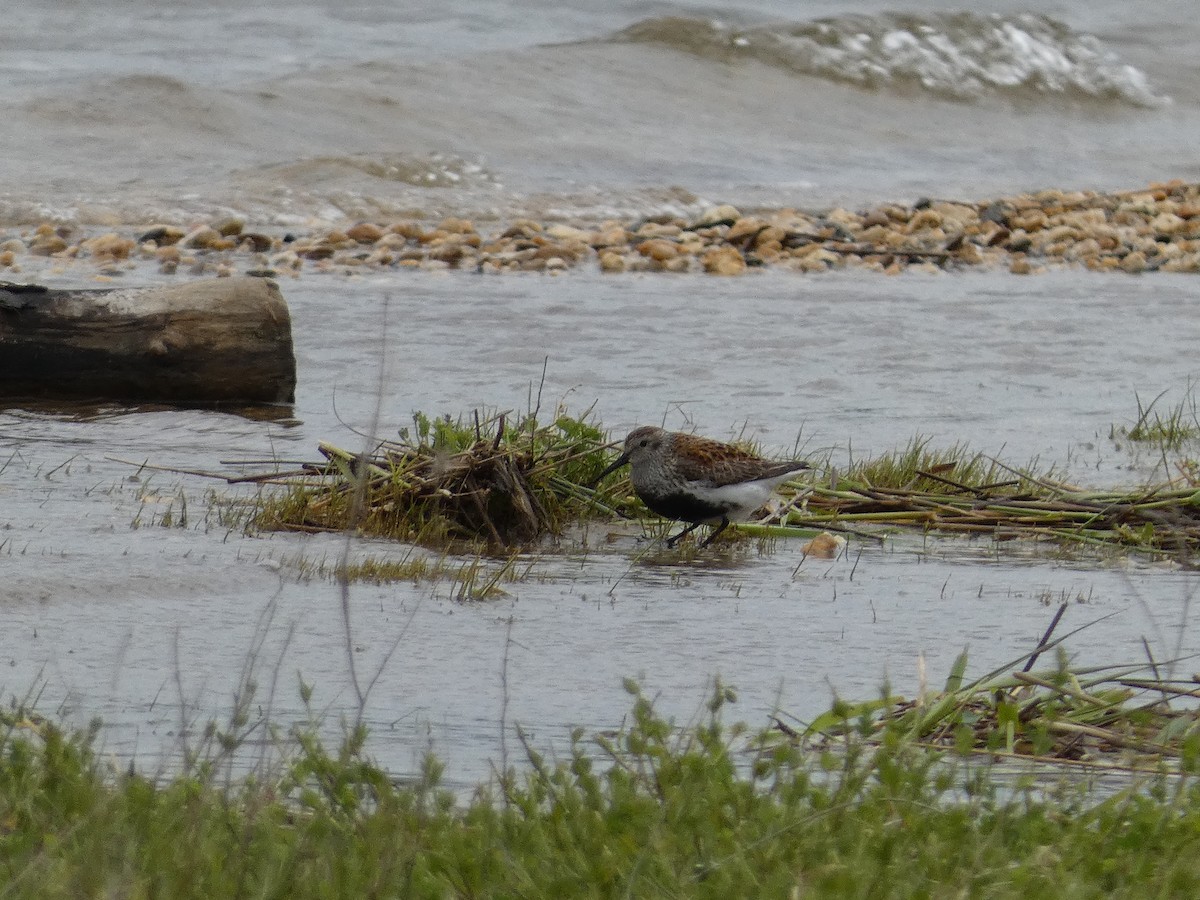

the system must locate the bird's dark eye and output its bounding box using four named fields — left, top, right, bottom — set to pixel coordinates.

left=639, top=439, right=649, bottom=447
